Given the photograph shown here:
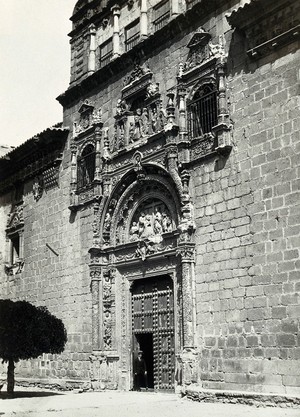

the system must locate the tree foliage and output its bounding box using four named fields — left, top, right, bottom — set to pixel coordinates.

left=0, top=299, right=67, bottom=363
